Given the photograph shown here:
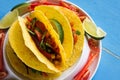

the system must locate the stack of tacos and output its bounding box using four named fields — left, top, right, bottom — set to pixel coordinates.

left=6, top=5, right=84, bottom=80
